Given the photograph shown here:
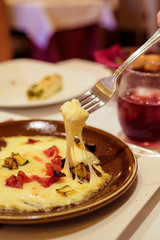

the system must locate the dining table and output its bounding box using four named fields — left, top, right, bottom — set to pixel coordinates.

left=0, top=58, right=159, bottom=239
left=5, top=0, right=119, bottom=61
